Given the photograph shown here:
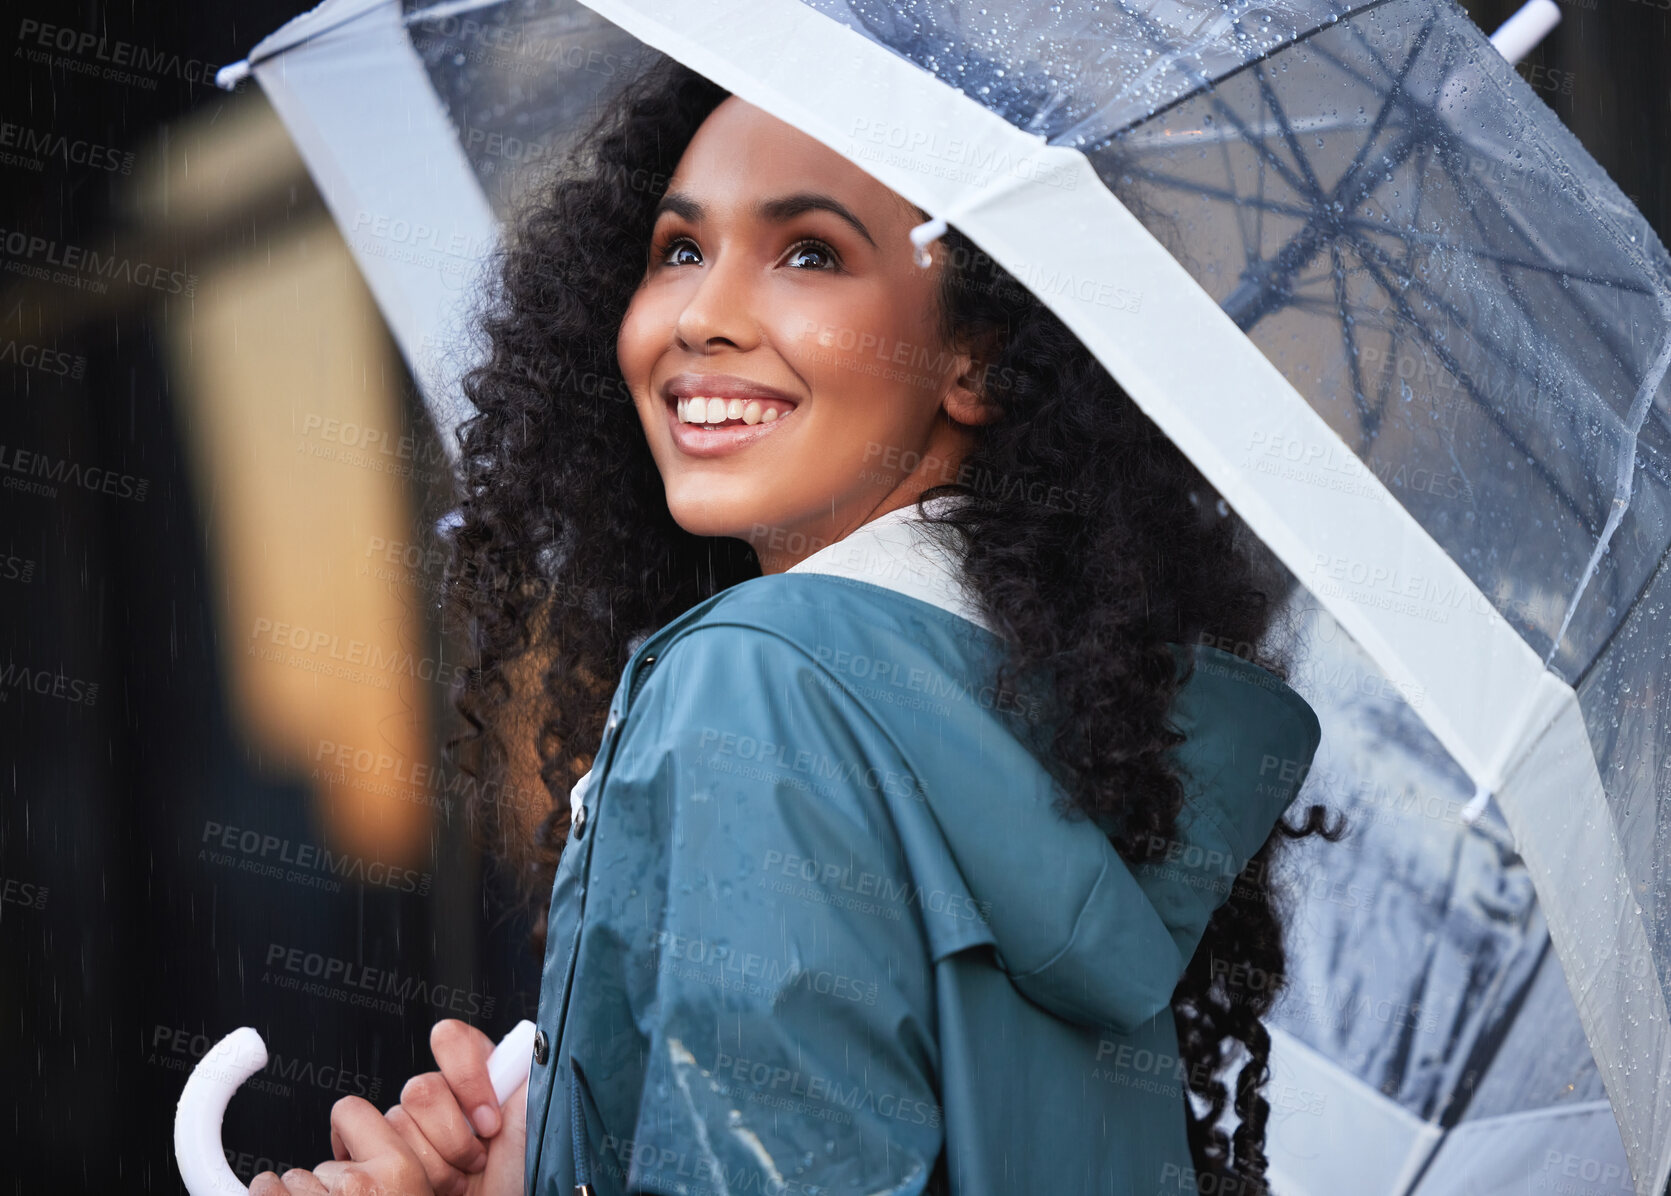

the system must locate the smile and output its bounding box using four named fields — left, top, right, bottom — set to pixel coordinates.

left=661, top=374, right=802, bottom=458
left=675, top=395, right=796, bottom=429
